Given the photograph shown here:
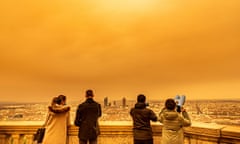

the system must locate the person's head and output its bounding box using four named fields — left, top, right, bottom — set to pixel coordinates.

left=165, top=98, right=176, bottom=110
left=86, top=89, right=94, bottom=98
left=51, top=96, right=61, bottom=106
left=58, top=95, right=67, bottom=105
left=137, top=94, right=146, bottom=103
